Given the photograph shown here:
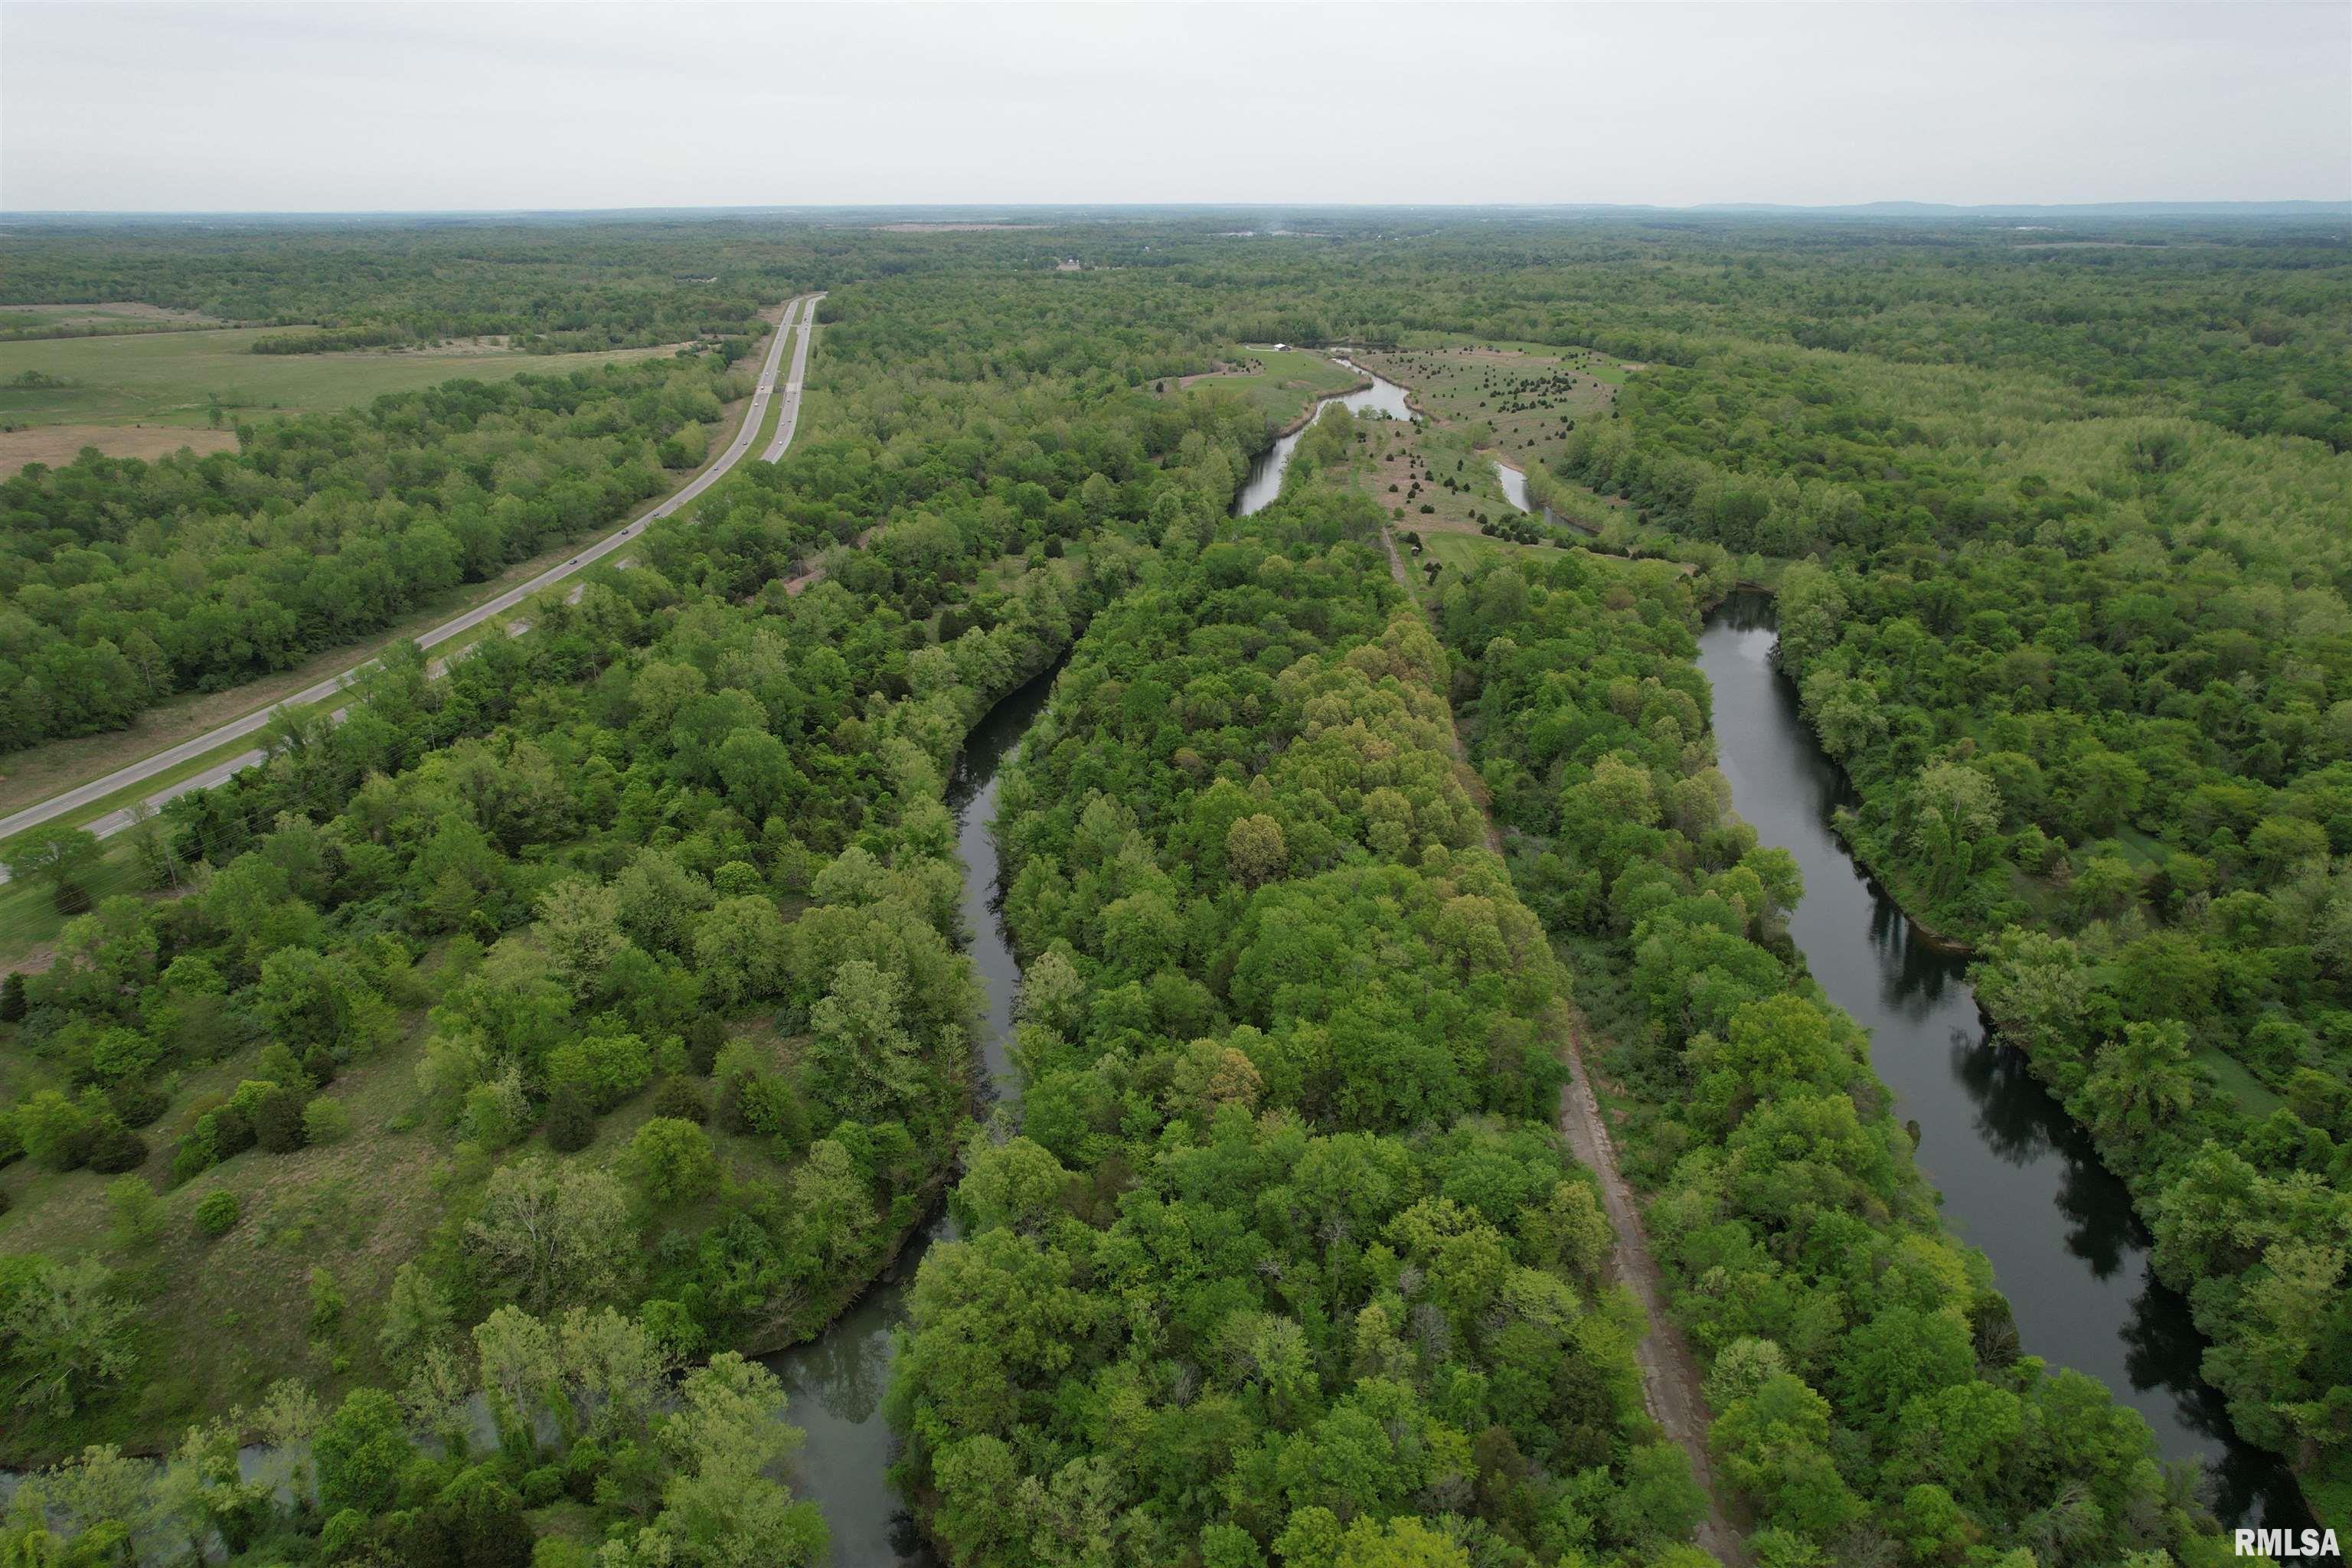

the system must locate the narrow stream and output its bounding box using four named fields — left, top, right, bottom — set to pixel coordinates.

left=761, top=664, right=1060, bottom=1565
left=1695, top=591, right=2313, bottom=1539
